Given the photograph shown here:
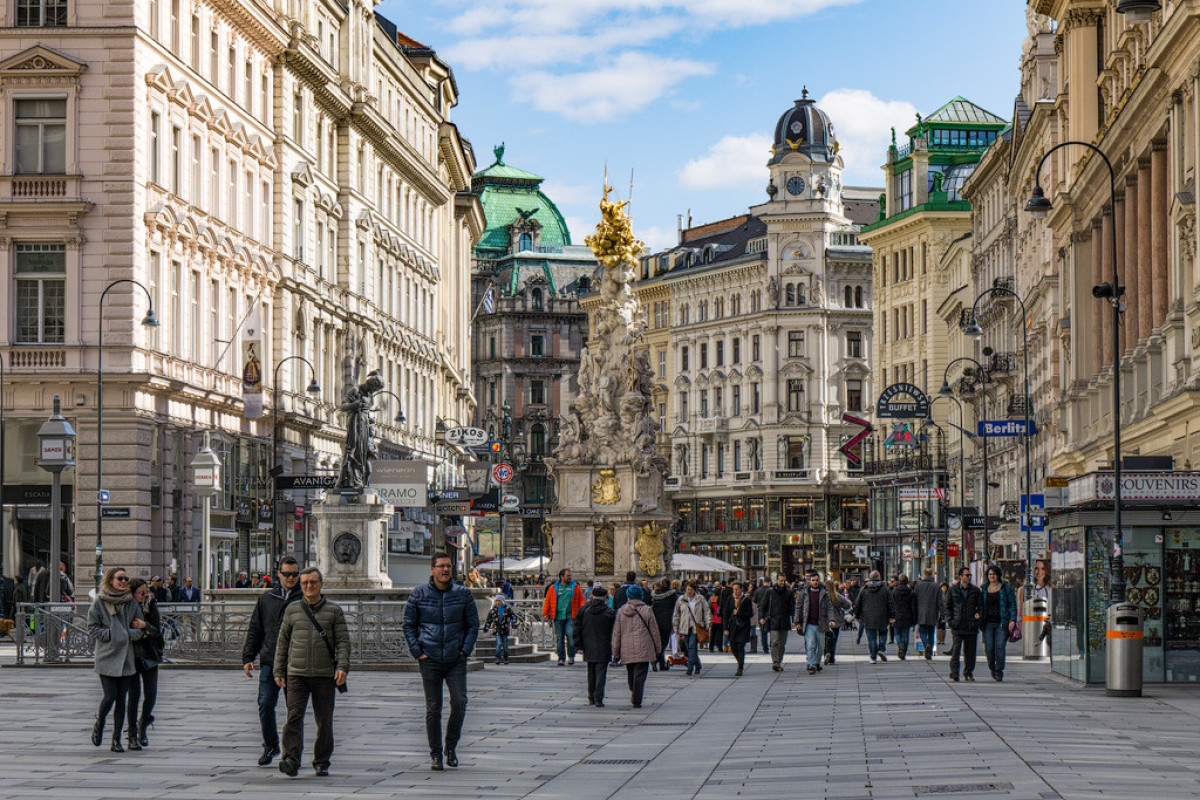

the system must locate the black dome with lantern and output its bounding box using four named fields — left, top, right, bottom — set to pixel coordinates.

left=770, top=87, right=837, bottom=165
